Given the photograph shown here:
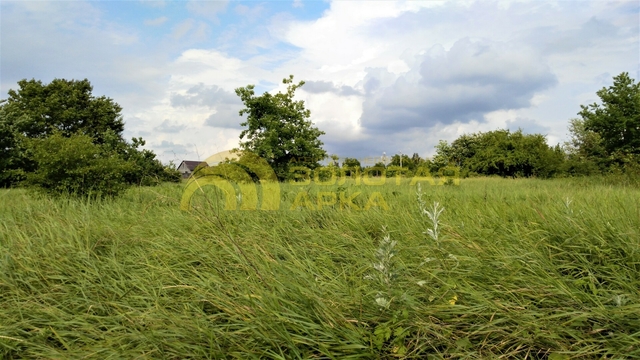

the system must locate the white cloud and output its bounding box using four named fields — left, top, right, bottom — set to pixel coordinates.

left=262, top=0, right=636, bottom=157
left=2, top=0, right=637, bottom=162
